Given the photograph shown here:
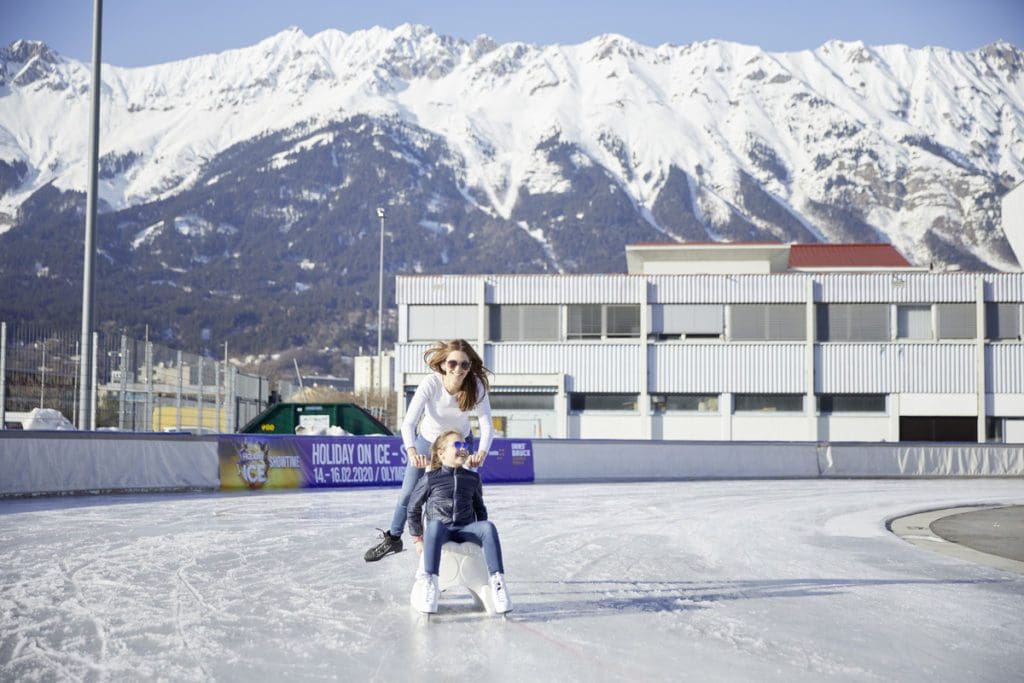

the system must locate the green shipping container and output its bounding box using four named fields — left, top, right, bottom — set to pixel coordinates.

left=239, top=403, right=392, bottom=436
